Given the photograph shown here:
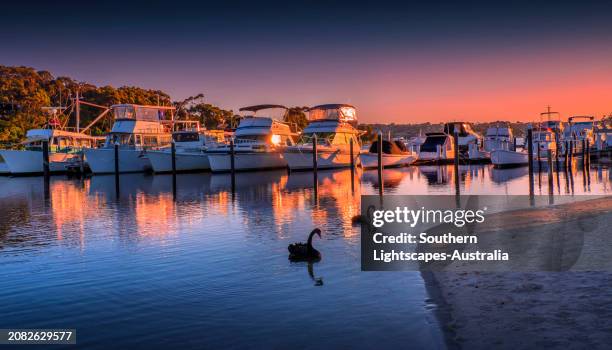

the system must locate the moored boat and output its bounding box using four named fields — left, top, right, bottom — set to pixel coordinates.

left=491, top=149, right=529, bottom=168
left=284, top=104, right=361, bottom=170
left=147, top=122, right=226, bottom=173
left=207, top=105, right=296, bottom=172
left=0, top=129, right=100, bottom=175
left=469, top=125, right=515, bottom=162
left=415, top=132, right=456, bottom=164
left=360, top=140, right=418, bottom=168
left=84, top=104, right=175, bottom=174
